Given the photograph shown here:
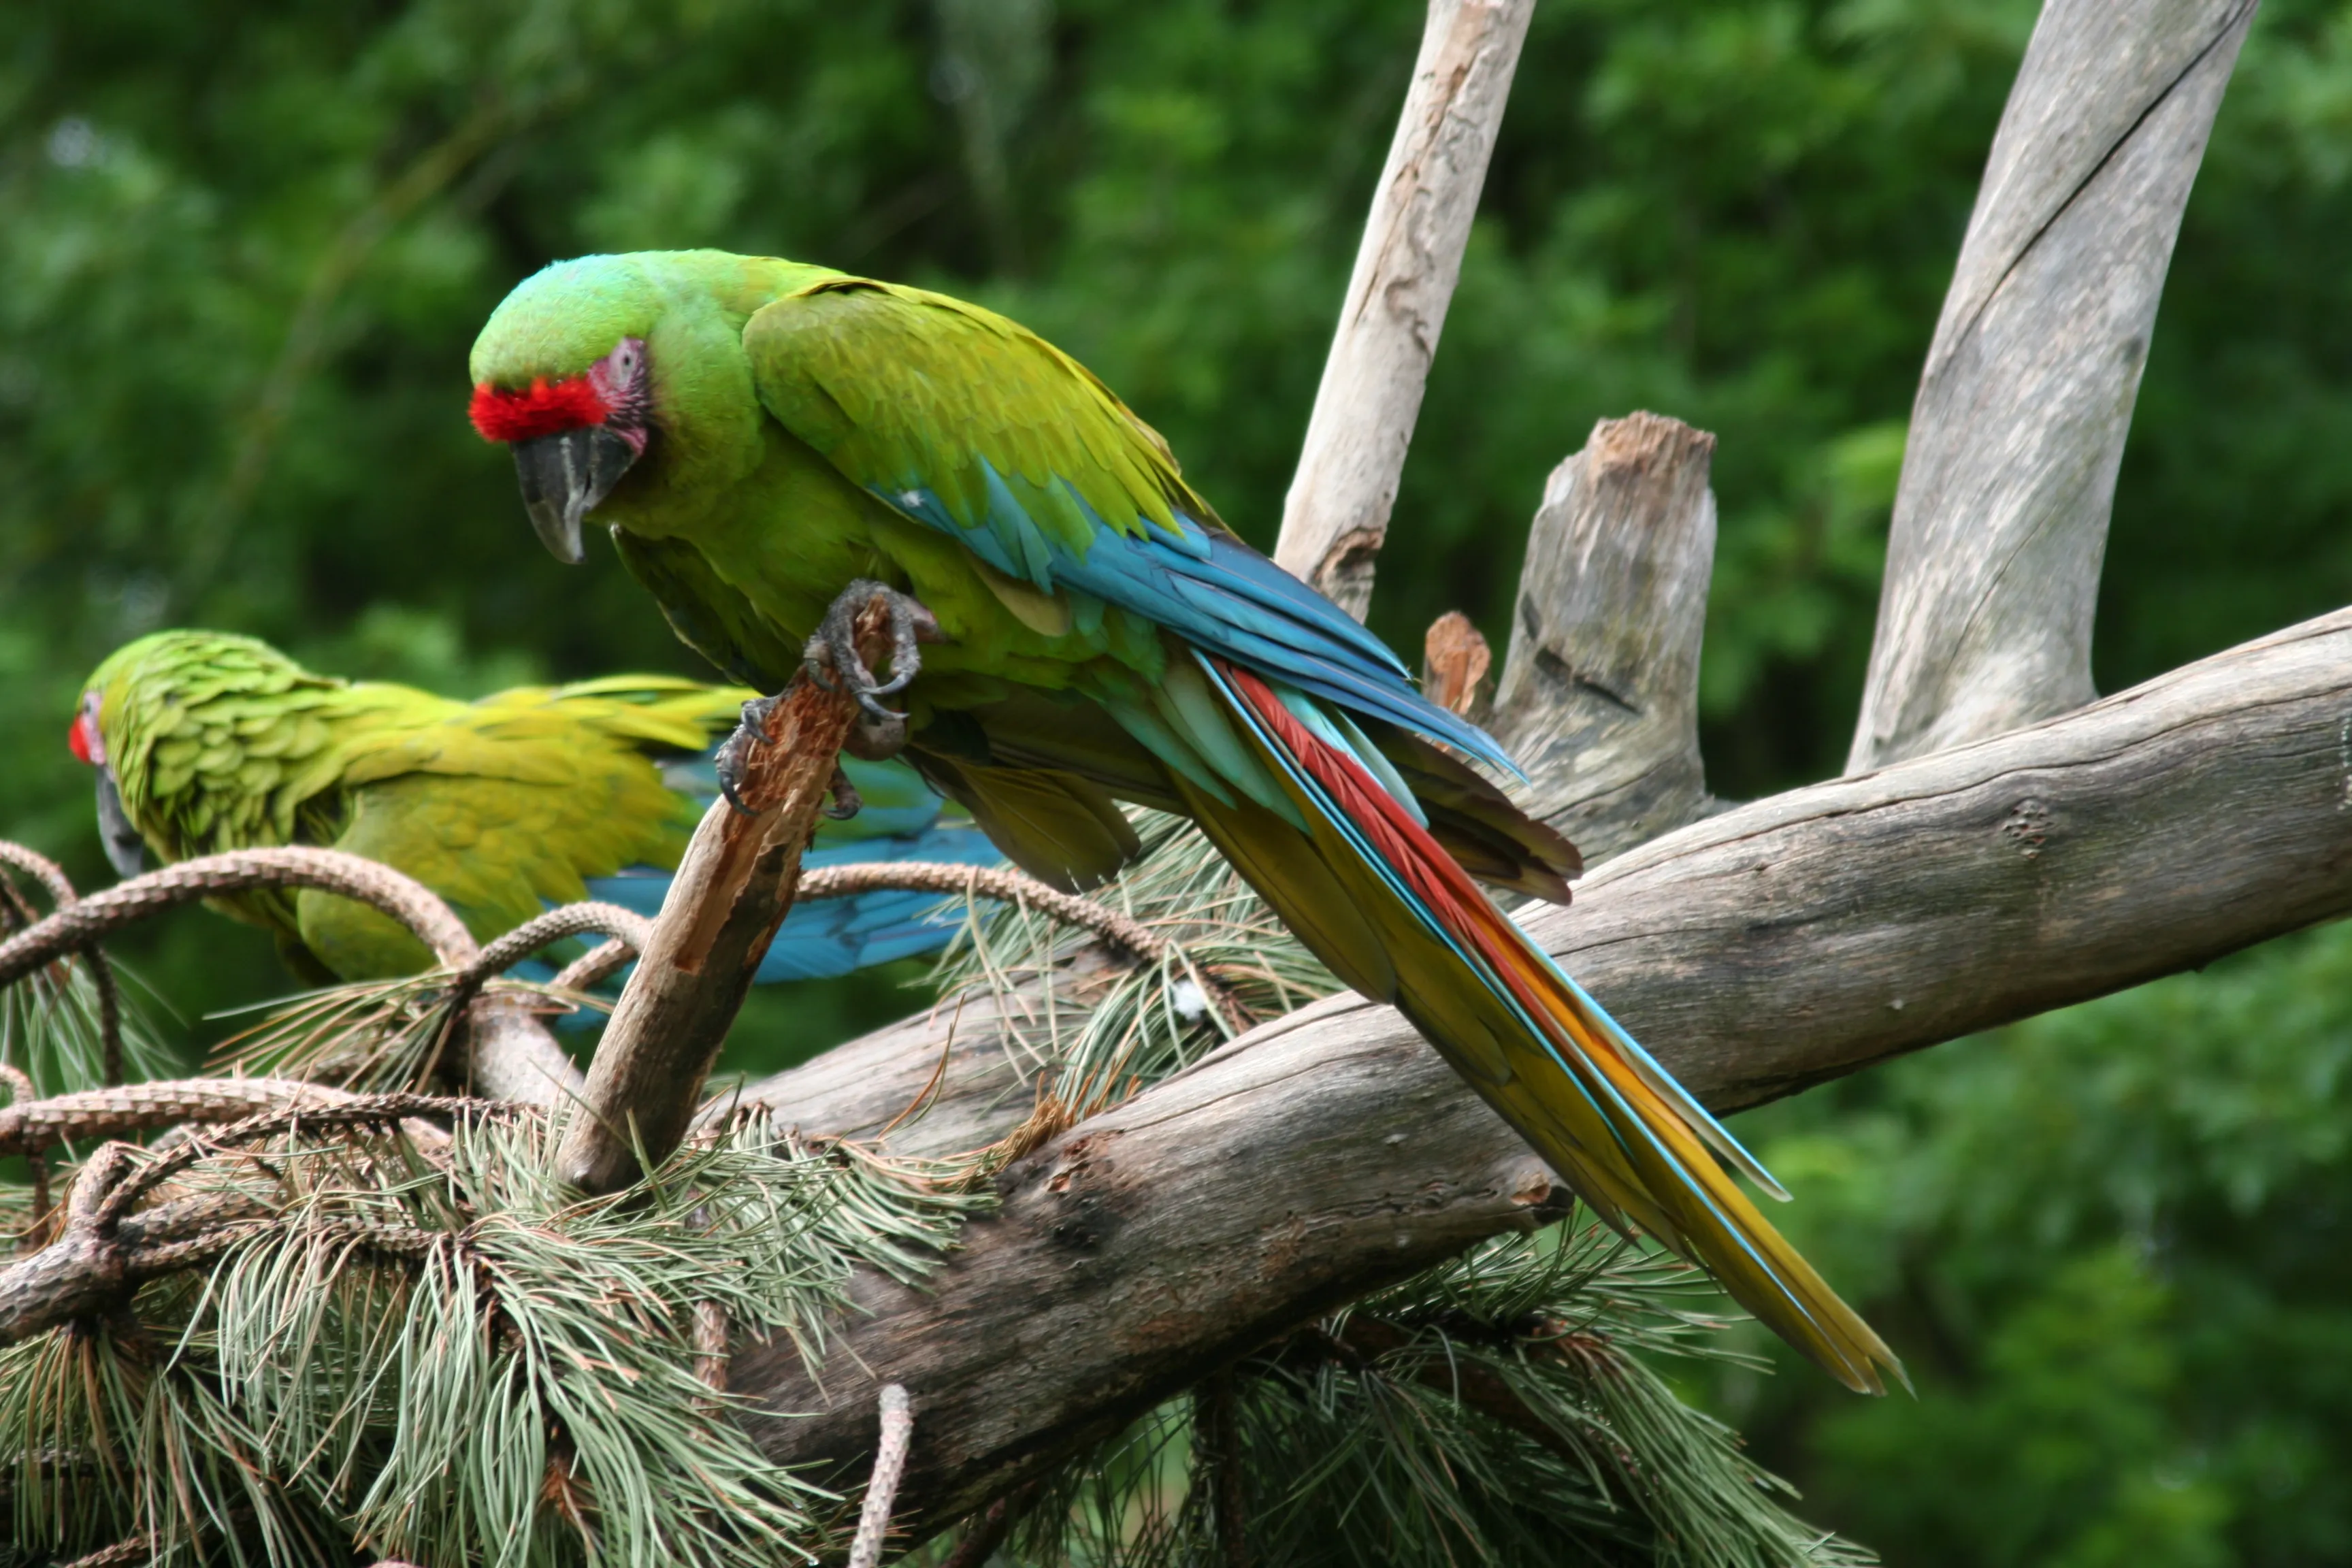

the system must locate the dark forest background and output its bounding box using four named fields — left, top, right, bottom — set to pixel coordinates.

left=9, top=1, right=2352, bottom=1559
